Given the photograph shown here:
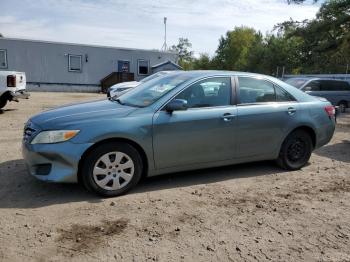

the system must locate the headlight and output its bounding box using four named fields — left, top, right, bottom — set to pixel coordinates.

left=31, top=130, right=80, bottom=144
